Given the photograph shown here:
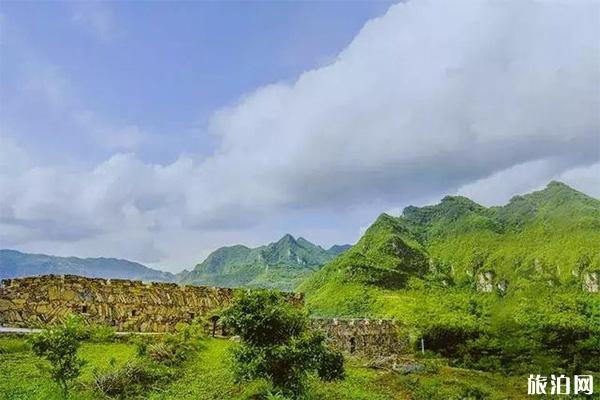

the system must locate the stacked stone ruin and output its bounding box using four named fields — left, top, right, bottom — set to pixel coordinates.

left=0, top=275, right=243, bottom=332
left=309, top=318, right=409, bottom=357
left=0, top=275, right=407, bottom=357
